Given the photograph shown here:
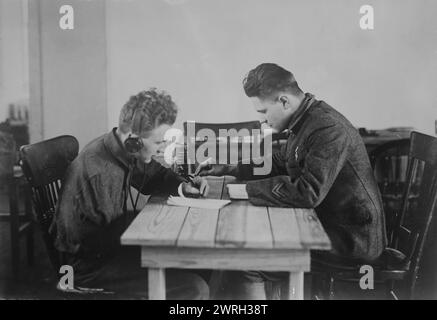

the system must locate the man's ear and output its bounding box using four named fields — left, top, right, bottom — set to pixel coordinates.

left=279, top=95, right=289, bottom=108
